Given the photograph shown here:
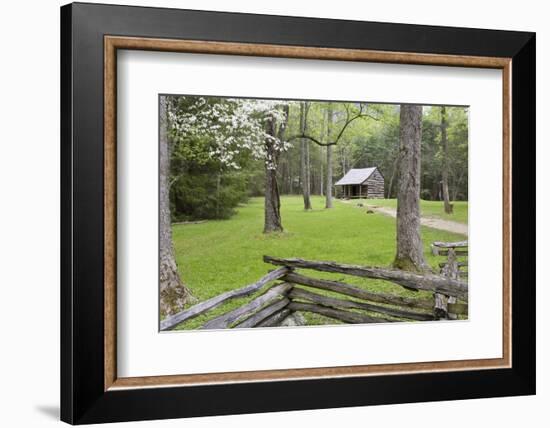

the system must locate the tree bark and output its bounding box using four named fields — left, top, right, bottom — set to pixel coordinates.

left=159, top=96, right=193, bottom=317
left=264, top=113, right=284, bottom=233
left=300, top=102, right=312, bottom=210
left=440, top=106, right=453, bottom=214
left=325, top=105, right=334, bottom=208
left=393, top=105, right=430, bottom=272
